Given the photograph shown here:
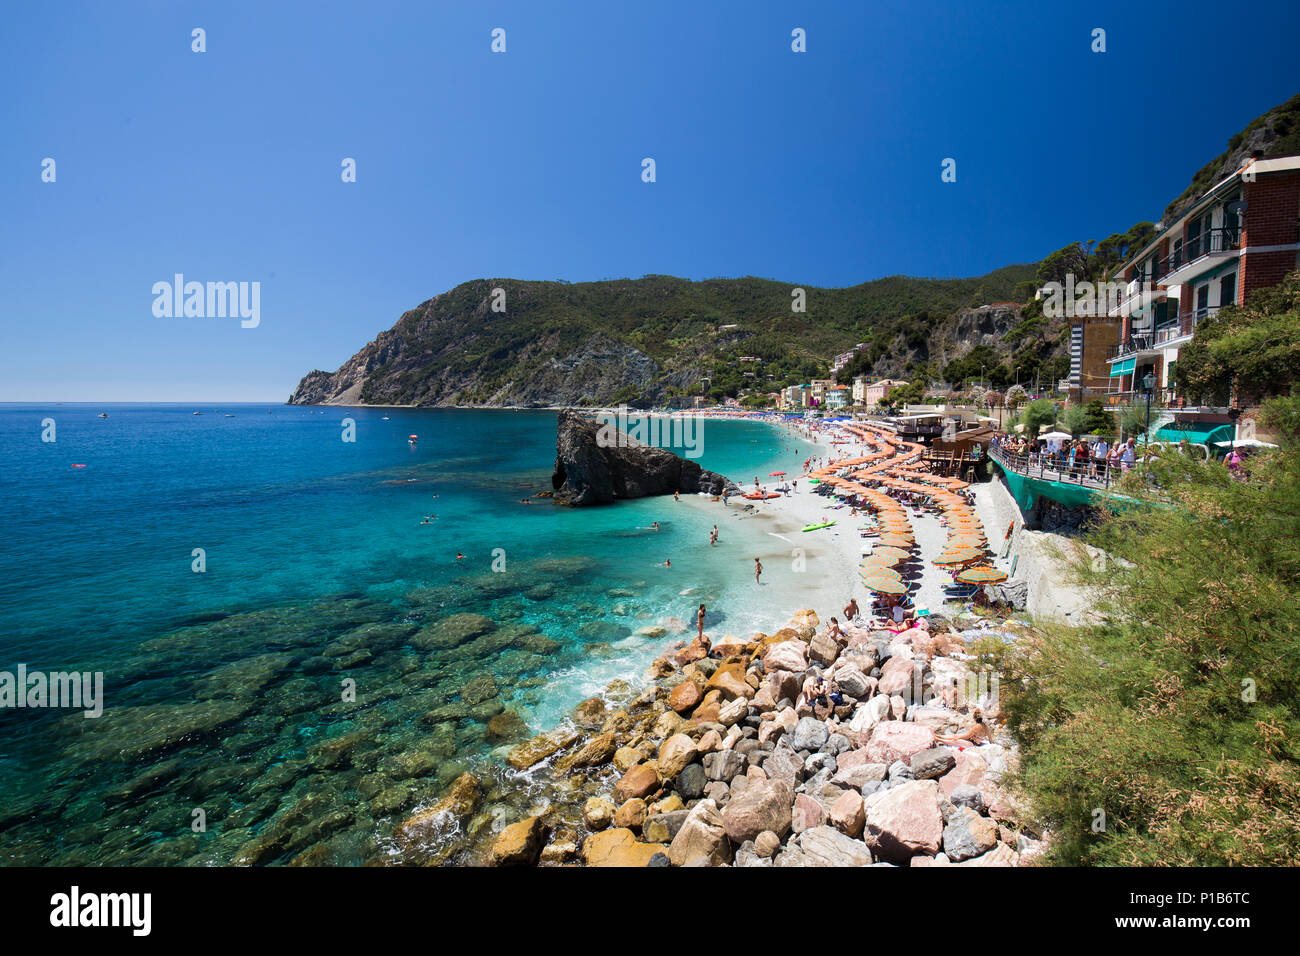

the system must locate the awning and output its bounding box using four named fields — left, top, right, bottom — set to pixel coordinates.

left=1109, top=357, right=1135, bottom=377
left=1149, top=423, right=1234, bottom=446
